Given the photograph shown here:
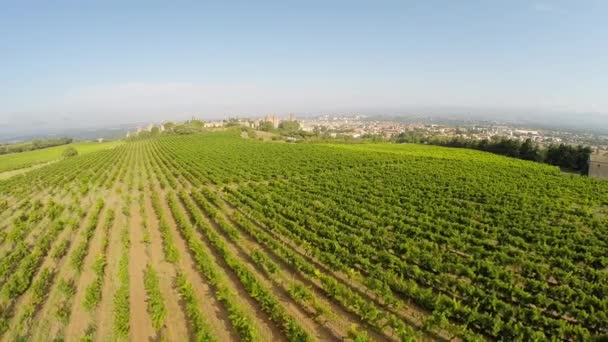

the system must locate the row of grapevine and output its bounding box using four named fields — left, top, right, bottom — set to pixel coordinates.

left=1, top=129, right=606, bottom=340
left=164, top=192, right=261, bottom=341
left=189, top=190, right=385, bottom=340
left=113, top=224, right=131, bottom=338
left=199, top=189, right=434, bottom=341
left=83, top=210, right=115, bottom=310
left=168, top=191, right=312, bottom=341
left=150, top=131, right=607, bottom=339
left=70, top=199, right=105, bottom=272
